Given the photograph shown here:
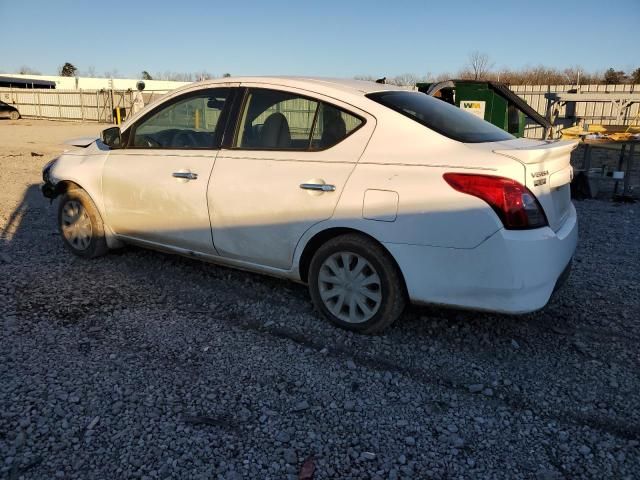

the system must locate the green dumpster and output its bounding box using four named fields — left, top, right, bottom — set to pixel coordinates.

left=416, top=80, right=551, bottom=139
